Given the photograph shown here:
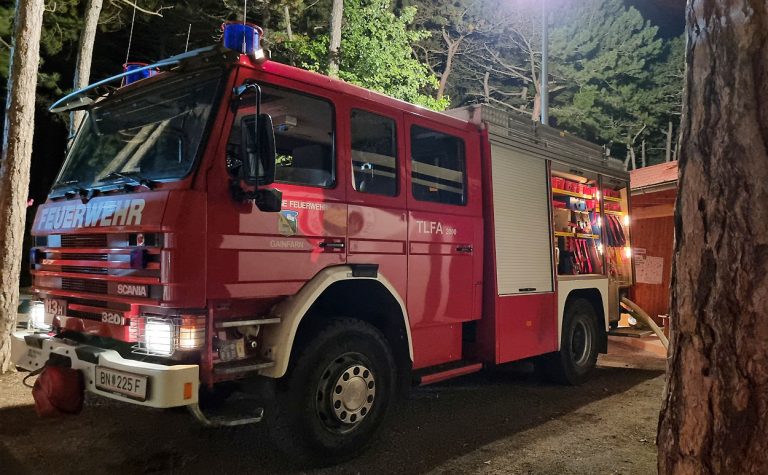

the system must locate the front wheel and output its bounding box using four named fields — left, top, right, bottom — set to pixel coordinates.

left=269, top=318, right=395, bottom=464
left=537, top=298, right=600, bottom=385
